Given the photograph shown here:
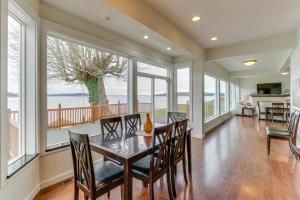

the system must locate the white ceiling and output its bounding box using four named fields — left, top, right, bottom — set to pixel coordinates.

left=214, top=49, right=293, bottom=72
left=145, top=0, right=300, bottom=49
left=41, top=0, right=189, bottom=57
